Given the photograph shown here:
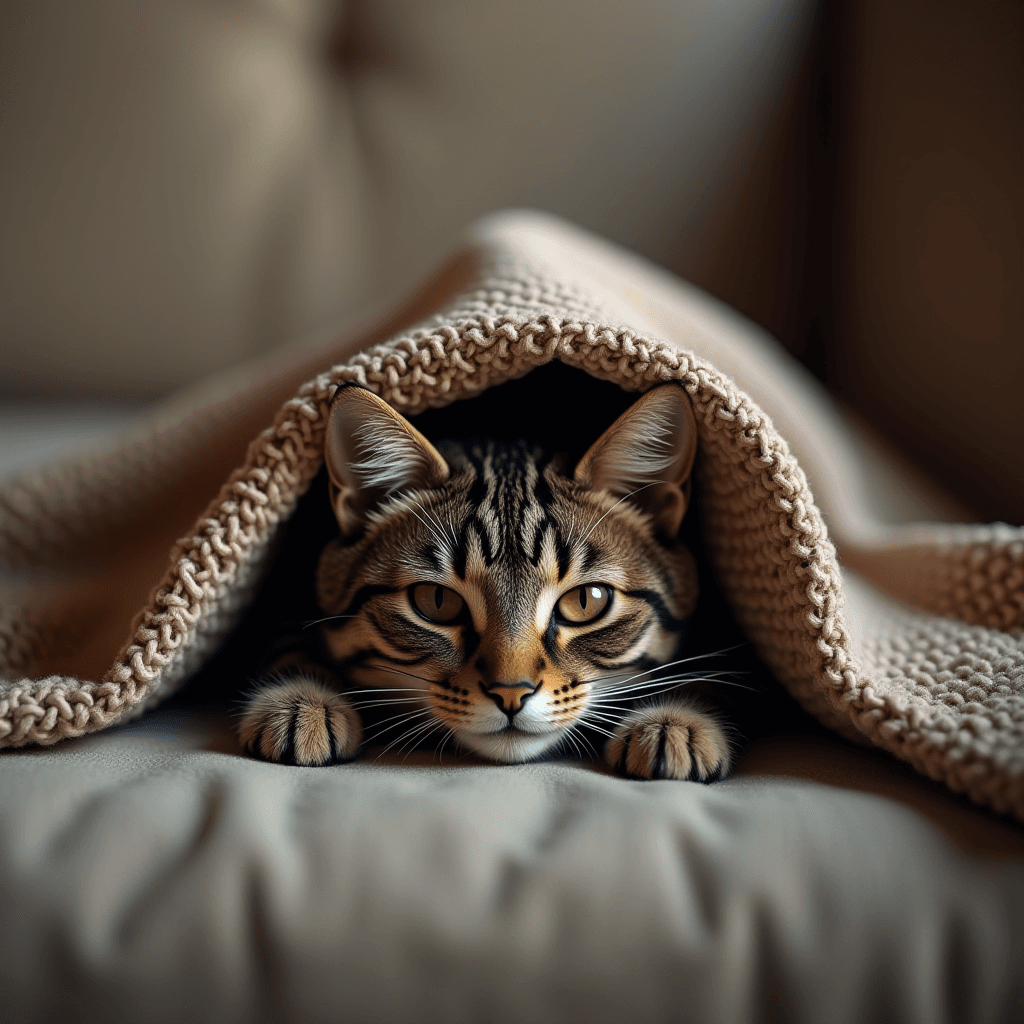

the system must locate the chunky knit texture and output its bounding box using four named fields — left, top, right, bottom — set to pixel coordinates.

left=1, top=216, right=1021, bottom=821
